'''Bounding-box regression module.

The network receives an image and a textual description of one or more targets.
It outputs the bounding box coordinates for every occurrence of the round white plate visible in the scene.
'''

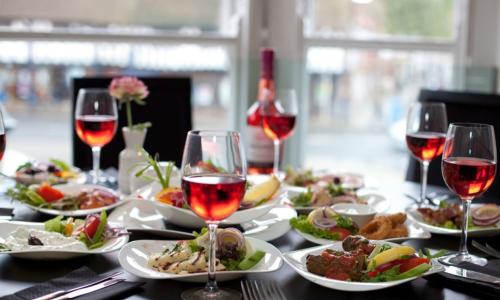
[118,237,283,282]
[0,220,128,259]
[286,188,391,215]
[294,219,431,245]
[15,166,87,185]
[406,205,500,237]
[284,170,365,190]
[23,184,125,217]
[131,175,286,229]
[282,241,444,292]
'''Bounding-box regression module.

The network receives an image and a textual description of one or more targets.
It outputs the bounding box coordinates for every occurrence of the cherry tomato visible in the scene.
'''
[83,215,100,239]
[399,257,430,273]
[330,227,351,240]
[36,183,64,202]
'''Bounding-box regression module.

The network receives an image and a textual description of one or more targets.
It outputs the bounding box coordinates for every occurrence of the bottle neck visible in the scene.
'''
[258,77,275,102]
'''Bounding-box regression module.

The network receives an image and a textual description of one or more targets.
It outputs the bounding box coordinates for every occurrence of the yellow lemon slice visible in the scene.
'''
[243,175,280,206]
[368,245,416,270]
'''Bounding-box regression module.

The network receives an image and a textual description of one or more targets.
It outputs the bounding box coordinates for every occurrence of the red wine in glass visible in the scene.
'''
[0,134,6,161]
[263,114,296,140]
[406,132,446,161]
[442,157,496,199]
[182,174,246,221]
[75,115,117,147]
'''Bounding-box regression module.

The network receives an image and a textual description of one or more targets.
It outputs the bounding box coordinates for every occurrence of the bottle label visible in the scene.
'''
[246,124,274,163]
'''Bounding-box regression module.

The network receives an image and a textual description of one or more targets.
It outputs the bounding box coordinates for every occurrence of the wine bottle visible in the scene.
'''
[246,48,276,174]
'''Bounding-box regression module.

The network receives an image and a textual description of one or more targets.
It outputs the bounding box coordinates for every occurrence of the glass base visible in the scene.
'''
[181,288,241,300]
[439,253,488,266]
[85,171,117,187]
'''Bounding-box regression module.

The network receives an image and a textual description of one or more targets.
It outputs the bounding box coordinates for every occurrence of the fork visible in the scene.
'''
[241,280,287,300]
[472,240,500,259]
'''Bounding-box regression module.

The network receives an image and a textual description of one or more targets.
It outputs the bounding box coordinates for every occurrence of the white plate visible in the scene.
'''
[23,184,125,217]
[407,205,500,237]
[15,166,87,185]
[241,206,297,241]
[118,237,283,282]
[131,175,286,229]
[107,199,195,240]
[109,199,295,242]
[283,241,444,292]
[286,188,391,215]
[294,219,431,245]
[284,170,365,190]
[0,220,128,259]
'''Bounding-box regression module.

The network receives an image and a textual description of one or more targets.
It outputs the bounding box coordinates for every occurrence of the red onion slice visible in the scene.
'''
[313,217,337,229]
[472,205,500,223]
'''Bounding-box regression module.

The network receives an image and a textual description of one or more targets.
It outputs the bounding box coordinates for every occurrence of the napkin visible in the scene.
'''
[0,266,144,300]
[428,259,500,299]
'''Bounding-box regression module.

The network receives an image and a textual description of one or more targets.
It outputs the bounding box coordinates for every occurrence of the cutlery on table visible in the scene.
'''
[32,271,123,300]
[472,240,500,259]
[241,280,287,300]
[442,264,500,285]
[51,278,125,300]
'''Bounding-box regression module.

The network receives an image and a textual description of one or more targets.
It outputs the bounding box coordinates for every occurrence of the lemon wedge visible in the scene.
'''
[243,175,280,207]
[368,245,416,270]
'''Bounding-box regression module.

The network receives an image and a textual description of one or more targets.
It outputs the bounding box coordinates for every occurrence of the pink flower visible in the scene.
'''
[109,76,149,103]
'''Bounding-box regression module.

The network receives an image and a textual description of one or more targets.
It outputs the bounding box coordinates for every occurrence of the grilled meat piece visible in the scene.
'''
[306,248,366,281]
[418,203,462,228]
[342,235,375,255]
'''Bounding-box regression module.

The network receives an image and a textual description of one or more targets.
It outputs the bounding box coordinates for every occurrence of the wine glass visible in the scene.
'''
[181,130,246,300]
[406,102,447,205]
[75,88,118,185]
[439,123,497,266]
[261,89,298,176]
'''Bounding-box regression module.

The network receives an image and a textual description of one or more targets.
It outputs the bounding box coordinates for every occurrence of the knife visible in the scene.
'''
[443,265,500,285]
[32,271,123,300]
[51,278,125,300]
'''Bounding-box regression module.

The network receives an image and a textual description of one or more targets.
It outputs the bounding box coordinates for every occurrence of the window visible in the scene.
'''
[0,0,242,162]
[302,0,463,182]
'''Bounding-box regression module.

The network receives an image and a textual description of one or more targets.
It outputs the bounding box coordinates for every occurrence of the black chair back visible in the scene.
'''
[406,89,500,199]
[72,77,192,169]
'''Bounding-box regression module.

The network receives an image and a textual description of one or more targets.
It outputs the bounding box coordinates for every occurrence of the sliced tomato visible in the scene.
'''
[36,183,64,202]
[399,257,430,273]
[330,227,351,240]
[368,259,408,277]
[83,215,100,240]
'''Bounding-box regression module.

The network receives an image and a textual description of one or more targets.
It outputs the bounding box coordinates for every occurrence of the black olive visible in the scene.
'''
[333,177,341,185]
[28,235,43,246]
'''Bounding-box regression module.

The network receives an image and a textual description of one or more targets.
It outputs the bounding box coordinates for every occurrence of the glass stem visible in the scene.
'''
[205,222,219,294]
[458,199,472,257]
[91,146,101,184]
[273,139,280,176]
[420,160,429,205]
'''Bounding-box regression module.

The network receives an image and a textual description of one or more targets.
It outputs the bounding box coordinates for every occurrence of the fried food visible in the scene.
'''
[387,213,406,226]
[359,213,409,240]
[359,217,392,240]
[388,226,408,238]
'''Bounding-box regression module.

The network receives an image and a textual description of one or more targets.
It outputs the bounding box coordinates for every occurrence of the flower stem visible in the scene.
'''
[125,101,133,128]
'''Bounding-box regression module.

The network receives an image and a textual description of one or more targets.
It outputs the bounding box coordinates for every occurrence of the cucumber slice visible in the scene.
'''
[238,250,265,270]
